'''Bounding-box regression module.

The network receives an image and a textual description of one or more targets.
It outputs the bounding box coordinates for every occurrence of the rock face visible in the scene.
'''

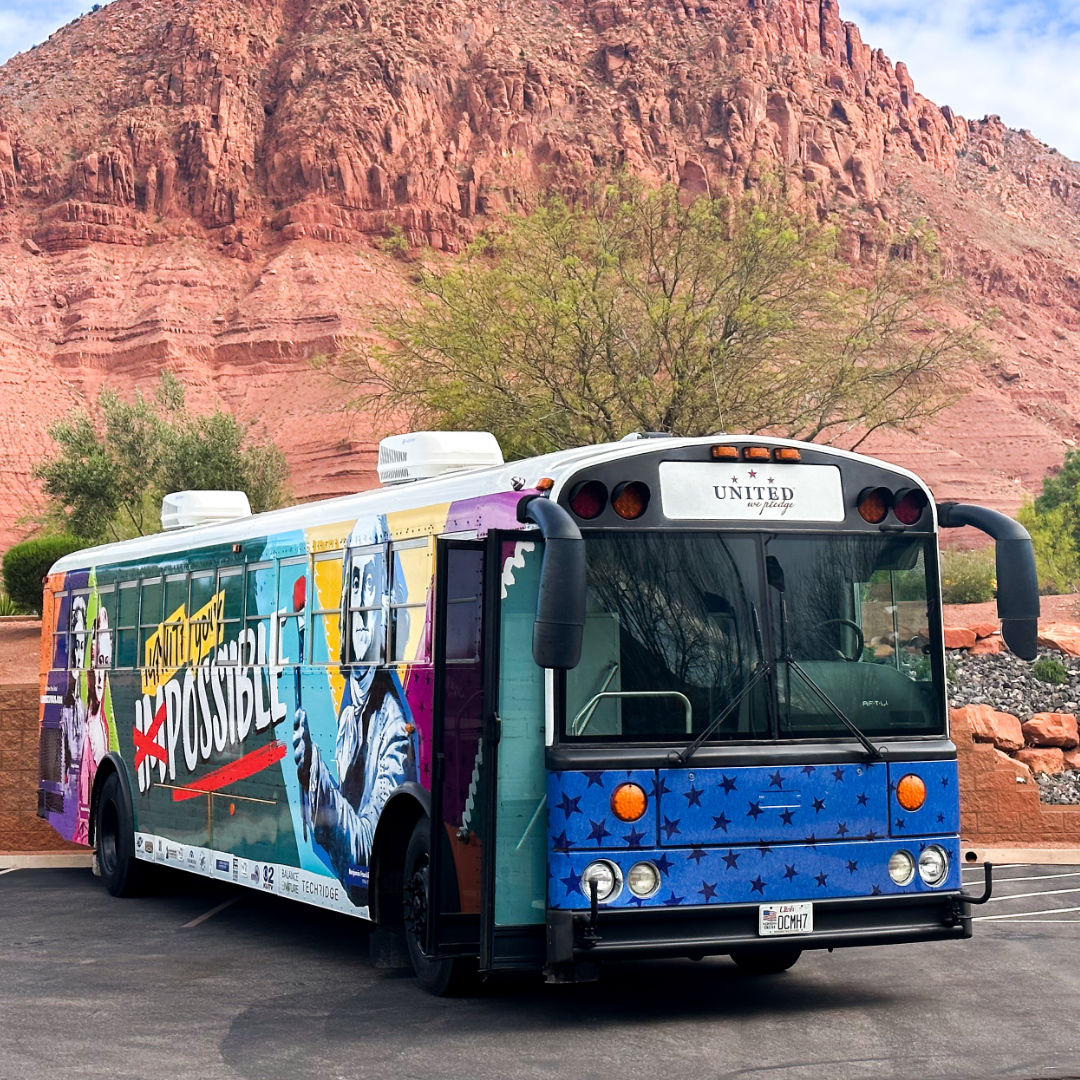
[1,0,1080,547]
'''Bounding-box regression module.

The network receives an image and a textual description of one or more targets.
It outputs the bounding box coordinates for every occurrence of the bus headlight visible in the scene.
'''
[580,860,622,902]
[888,849,915,886]
[918,845,949,887]
[627,861,661,898]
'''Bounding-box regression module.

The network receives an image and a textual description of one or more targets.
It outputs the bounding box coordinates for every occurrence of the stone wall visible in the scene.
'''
[0,683,82,854]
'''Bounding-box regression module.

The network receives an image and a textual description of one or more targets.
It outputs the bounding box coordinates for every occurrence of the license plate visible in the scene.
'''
[758,901,813,936]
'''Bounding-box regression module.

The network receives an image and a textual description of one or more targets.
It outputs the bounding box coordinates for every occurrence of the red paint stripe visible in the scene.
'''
[171,741,287,802]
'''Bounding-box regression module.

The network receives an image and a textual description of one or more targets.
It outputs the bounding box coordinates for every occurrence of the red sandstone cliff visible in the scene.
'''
[1,0,1079,548]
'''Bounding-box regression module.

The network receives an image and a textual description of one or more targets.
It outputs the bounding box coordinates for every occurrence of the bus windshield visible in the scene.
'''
[561,531,943,743]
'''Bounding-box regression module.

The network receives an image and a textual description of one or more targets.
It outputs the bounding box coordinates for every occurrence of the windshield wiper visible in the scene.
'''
[669,661,770,766]
[782,655,886,762]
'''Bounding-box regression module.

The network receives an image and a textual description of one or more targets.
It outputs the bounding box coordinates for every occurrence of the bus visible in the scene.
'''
[36,431,1039,993]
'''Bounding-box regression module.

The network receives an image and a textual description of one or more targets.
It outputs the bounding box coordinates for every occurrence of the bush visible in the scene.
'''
[939,548,996,604]
[2,535,86,613]
[1032,657,1068,686]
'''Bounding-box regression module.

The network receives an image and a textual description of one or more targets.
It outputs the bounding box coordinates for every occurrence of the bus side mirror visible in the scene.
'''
[937,503,1040,660]
[517,496,585,670]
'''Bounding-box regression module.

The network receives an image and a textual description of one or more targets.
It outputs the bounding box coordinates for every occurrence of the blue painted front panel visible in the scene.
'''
[888,759,960,837]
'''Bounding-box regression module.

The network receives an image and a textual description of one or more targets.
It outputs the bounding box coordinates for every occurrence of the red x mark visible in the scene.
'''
[133,701,168,769]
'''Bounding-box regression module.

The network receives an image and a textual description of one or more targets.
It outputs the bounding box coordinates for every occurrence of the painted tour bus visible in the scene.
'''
[37,431,1039,992]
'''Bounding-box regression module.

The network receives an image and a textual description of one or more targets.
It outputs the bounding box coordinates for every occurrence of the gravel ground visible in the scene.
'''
[949,647,1080,805]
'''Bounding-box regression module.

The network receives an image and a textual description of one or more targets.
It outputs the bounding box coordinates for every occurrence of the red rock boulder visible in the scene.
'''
[1022,713,1079,750]
[970,622,999,640]
[969,637,1004,656]
[951,704,1024,752]
[944,627,977,649]
[1016,747,1066,775]
[1036,624,1080,656]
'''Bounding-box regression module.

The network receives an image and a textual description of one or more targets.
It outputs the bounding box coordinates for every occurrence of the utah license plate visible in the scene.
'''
[758,901,813,936]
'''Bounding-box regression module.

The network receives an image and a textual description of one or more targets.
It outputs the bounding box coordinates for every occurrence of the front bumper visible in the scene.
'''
[546,891,971,965]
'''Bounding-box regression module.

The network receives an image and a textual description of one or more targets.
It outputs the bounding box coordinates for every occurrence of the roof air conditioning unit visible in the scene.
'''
[161,490,252,531]
[378,431,504,485]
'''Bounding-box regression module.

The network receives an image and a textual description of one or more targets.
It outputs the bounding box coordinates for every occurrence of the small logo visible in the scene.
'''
[215,859,229,873]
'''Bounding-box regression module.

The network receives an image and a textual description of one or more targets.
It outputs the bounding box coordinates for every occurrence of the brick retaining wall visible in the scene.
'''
[0,684,82,854]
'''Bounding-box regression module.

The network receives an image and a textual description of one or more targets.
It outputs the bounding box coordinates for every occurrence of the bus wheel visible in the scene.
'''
[729,947,802,975]
[95,772,145,898]
[402,818,477,996]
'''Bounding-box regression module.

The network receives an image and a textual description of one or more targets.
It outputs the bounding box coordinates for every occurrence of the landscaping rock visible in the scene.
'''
[1022,713,1079,749]
[1016,747,1066,774]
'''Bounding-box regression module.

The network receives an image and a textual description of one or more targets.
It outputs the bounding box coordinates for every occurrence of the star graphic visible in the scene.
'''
[699,881,718,902]
[748,469,757,478]
[627,895,646,907]
[757,843,772,857]
[871,884,883,896]
[812,797,826,813]
[856,792,869,807]
[683,784,704,807]
[750,875,766,894]
[941,776,950,787]
[586,818,611,844]
[731,475,739,483]
[846,859,859,874]
[662,816,681,839]
[719,774,738,795]
[746,800,764,820]
[780,809,795,826]
[769,770,784,789]
[664,890,685,906]
[783,864,798,882]
[654,854,674,875]
[936,812,945,824]
[557,792,582,818]
[833,767,845,782]
[551,830,572,852]
[804,833,818,846]
[712,811,731,832]
[561,871,581,897]
[723,850,741,870]
[767,476,775,483]
[583,770,605,788]
[650,776,670,799]
[623,827,646,849]
[836,822,848,837]
[815,872,828,887]
[864,830,880,841]
[895,817,906,831]
[687,847,707,863]
[801,765,816,776]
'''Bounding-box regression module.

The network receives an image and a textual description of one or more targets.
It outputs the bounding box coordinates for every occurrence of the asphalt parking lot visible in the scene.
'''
[1,861,1078,1080]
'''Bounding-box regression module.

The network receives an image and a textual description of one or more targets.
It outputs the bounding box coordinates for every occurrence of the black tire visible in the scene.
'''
[402,818,478,996]
[729,947,802,975]
[95,771,146,897]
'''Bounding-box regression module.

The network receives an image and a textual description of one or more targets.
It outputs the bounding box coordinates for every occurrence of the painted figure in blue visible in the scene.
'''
[292,516,415,887]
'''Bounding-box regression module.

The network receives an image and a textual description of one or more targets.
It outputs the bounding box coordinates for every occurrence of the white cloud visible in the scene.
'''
[841,0,1080,162]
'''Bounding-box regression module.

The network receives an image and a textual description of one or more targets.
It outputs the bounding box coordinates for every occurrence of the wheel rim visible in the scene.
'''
[403,858,429,944]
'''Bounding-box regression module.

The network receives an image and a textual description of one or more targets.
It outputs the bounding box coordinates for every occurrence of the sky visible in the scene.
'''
[1,0,1078,162]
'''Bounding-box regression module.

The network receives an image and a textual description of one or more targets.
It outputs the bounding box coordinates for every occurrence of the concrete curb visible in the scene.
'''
[0,853,94,869]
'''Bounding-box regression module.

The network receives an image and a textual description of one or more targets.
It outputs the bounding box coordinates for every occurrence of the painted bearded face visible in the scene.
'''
[349,558,379,663]
[70,597,88,672]
[90,611,111,708]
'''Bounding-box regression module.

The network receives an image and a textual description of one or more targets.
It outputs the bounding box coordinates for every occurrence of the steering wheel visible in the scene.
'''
[816,619,864,662]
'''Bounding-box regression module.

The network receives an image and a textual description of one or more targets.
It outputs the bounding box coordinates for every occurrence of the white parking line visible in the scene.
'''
[0,869,17,877]
[974,872,1080,884]
[976,905,1080,921]
[181,897,238,929]
[985,886,1080,903]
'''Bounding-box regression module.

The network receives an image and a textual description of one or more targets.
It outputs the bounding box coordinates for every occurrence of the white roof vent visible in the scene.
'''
[161,490,252,531]
[378,431,504,486]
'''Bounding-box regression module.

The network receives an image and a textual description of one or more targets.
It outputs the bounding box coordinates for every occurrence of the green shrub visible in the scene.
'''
[0,593,19,616]
[1032,656,1068,686]
[2,535,85,613]
[939,548,996,604]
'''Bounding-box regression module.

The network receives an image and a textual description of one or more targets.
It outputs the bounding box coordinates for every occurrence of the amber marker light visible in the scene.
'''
[773,448,801,462]
[743,446,771,461]
[611,782,648,822]
[612,481,650,520]
[536,477,555,492]
[857,486,891,524]
[711,445,740,460]
[896,774,927,812]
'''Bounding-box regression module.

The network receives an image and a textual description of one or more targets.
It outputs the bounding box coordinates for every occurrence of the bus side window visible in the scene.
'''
[138,578,164,669]
[390,539,431,664]
[310,550,343,667]
[164,573,187,624]
[115,582,139,669]
[276,557,307,667]
[52,590,68,670]
[94,586,116,668]
[245,562,275,665]
[216,566,244,663]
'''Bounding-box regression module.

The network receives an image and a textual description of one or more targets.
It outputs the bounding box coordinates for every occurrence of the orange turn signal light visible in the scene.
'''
[743,446,771,461]
[896,774,927,812]
[773,448,801,462]
[857,487,891,524]
[611,782,648,822]
[612,481,650,520]
[711,445,740,460]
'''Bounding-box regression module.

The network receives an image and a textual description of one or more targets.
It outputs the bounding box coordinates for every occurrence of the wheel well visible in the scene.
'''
[87,758,119,849]
[370,794,426,926]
